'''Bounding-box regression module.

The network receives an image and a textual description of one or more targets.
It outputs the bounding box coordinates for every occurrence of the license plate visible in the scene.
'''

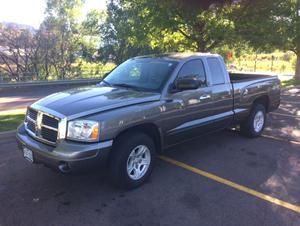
[23,147,34,163]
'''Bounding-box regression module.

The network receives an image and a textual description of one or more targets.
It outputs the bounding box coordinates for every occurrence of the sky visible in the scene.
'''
[0,0,107,29]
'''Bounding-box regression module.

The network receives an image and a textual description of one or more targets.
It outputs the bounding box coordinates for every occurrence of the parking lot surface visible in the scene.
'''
[0,86,299,226]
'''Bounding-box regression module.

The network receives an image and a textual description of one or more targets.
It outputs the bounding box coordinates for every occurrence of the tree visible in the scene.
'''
[0,23,37,81]
[132,0,237,52]
[233,0,300,80]
[35,18,59,79]
[42,0,84,79]
[99,1,158,64]
[99,0,239,64]
[0,0,112,81]
[81,9,106,62]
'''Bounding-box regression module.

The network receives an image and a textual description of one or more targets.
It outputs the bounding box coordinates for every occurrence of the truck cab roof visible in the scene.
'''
[133,52,221,61]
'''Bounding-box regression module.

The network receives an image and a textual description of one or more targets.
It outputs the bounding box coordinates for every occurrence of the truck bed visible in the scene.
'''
[229,71,280,122]
[229,72,276,83]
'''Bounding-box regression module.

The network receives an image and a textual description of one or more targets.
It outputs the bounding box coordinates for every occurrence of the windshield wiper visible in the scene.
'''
[100,79,112,87]
[112,83,144,91]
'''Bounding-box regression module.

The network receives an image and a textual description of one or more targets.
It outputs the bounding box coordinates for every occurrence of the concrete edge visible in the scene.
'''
[0,78,101,89]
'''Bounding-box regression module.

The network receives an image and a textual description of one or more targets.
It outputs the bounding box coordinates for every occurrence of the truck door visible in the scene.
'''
[206,57,234,130]
[164,59,215,146]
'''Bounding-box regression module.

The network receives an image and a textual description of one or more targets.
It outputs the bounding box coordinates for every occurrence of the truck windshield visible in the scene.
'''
[101,58,178,92]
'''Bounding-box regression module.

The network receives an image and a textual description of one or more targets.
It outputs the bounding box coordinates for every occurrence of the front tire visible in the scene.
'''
[108,132,156,189]
[240,104,266,137]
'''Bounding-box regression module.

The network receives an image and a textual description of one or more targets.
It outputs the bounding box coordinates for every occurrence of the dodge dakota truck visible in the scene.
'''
[16,53,281,189]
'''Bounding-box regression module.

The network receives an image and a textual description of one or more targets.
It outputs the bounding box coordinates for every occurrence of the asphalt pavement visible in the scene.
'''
[0,86,299,226]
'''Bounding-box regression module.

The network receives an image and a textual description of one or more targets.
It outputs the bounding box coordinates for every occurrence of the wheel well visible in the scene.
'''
[114,123,163,154]
[253,95,269,112]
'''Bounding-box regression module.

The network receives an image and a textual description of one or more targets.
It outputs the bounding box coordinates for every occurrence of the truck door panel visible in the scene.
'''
[163,59,215,146]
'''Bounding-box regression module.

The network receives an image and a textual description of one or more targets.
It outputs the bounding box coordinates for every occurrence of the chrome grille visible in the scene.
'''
[42,114,59,128]
[41,127,57,143]
[25,108,60,145]
[26,120,36,133]
[27,108,38,121]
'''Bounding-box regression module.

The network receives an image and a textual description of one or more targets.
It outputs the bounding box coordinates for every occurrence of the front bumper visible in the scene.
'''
[16,124,112,172]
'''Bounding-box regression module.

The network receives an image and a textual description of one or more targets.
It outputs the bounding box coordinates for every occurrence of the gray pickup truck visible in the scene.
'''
[17,53,280,189]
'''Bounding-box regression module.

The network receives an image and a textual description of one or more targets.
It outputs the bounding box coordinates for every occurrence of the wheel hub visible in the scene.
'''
[253,110,265,133]
[127,145,151,180]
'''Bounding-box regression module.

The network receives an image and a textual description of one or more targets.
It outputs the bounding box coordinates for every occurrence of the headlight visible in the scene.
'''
[67,120,99,142]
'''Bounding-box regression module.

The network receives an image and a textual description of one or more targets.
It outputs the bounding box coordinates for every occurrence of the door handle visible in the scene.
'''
[199,94,211,100]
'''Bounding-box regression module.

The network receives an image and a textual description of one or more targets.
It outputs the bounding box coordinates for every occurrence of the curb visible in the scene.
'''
[0,78,101,89]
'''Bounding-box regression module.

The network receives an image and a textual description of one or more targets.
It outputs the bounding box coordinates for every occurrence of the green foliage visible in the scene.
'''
[73,59,115,78]
[38,0,84,79]
[233,0,298,52]
[99,0,239,64]
[80,9,106,62]
[98,1,159,64]
[82,9,106,35]
[233,0,300,79]
[281,78,300,87]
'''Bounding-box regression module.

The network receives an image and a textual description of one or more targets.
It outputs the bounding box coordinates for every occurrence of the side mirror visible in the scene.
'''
[176,77,199,91]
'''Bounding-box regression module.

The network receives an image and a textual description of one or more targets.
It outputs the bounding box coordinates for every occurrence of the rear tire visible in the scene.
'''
[108,132,156,189]
[240,104,266,138]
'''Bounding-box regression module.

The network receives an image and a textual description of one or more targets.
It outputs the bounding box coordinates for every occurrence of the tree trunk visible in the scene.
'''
[295,51,300,81]
[295,0,300,81]
[196,40,206,52]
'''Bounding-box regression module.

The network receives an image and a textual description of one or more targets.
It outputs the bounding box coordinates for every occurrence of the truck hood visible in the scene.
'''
[32,86,161,118]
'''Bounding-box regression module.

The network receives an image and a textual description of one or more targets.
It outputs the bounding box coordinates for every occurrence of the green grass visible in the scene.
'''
[0,113,25,132]
[281,79,300,87]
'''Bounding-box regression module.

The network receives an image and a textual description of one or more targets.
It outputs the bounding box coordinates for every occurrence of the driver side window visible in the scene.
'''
[178,59,206,86]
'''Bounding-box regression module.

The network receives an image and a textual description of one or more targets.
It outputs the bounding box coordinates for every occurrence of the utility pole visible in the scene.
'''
[254,53,257,72]
[271,55,274,72]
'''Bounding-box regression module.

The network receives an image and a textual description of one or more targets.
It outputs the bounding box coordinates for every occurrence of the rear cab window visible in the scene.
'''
[207,58,225,85]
